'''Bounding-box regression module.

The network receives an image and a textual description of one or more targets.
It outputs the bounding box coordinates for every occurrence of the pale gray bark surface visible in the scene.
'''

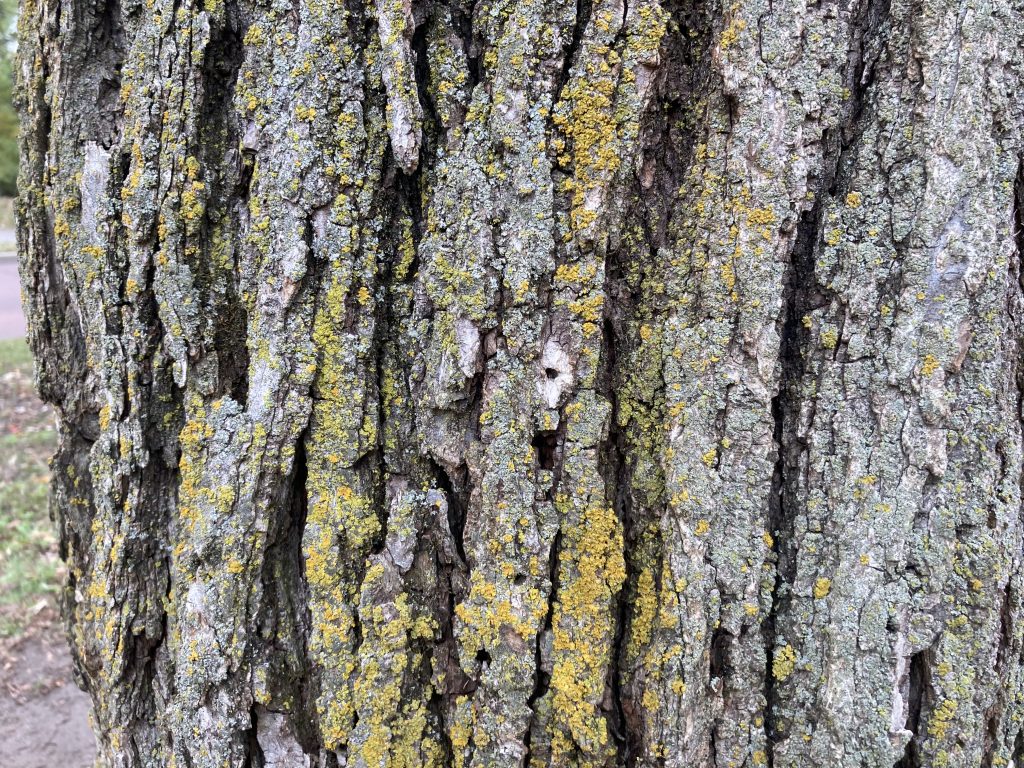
[14,0,1024,761]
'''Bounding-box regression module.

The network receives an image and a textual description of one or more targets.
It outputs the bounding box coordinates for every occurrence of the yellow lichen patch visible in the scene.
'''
[773,644,798,680]
[813,578,831,599]
[302,260,385,749]
[928,698,958,739]
[628,566,659,658]
[174,397,223,536]
[641,688,660,712]
[720,260,737,294]
[719,16,746,49]
[921,354,940,376]
[553,0,667,239]
[303,475,376,747]
[549,504,626,764]
[178,160,206,227]
[351,585,443,768]
[454,569,548,657]
[449,696,475,768]
[745,207,775,226]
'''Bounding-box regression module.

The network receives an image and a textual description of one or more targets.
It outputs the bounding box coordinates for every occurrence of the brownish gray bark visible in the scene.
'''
[15,0,1024,762]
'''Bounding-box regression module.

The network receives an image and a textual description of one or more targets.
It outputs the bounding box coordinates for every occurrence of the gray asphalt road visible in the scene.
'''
[0,257,26,340]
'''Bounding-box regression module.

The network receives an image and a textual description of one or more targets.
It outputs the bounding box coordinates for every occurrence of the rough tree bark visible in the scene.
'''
[13,0,1024,760]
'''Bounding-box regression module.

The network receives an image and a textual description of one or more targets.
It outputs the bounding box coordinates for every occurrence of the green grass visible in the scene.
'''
[0,196,14,257]
[0,196,13,230]
[0,336,59,638]
[0,334,31,368]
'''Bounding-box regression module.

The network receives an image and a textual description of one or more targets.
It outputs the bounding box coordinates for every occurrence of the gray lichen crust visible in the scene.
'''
[15,0,1024,760]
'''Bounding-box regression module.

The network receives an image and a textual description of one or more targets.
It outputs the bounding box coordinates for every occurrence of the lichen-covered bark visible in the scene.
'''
[15,0,1024,760]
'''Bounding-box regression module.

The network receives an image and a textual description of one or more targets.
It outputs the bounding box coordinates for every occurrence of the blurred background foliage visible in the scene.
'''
[0,0,17,197]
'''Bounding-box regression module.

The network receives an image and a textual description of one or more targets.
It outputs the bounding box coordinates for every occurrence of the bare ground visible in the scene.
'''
[0,620,95,768]
[0,334,96,766]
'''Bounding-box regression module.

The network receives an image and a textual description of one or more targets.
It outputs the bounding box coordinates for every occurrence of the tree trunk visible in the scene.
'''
[14,0,1024,760]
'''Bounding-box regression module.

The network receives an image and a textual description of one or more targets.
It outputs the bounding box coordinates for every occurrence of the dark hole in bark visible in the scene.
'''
[429,458,467,564]
[545,367,559,380]
[476,649,492,666]
[532,431,558,470]
[894,651,928,768]
[247,707,266,766]
[709,627,732,680]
